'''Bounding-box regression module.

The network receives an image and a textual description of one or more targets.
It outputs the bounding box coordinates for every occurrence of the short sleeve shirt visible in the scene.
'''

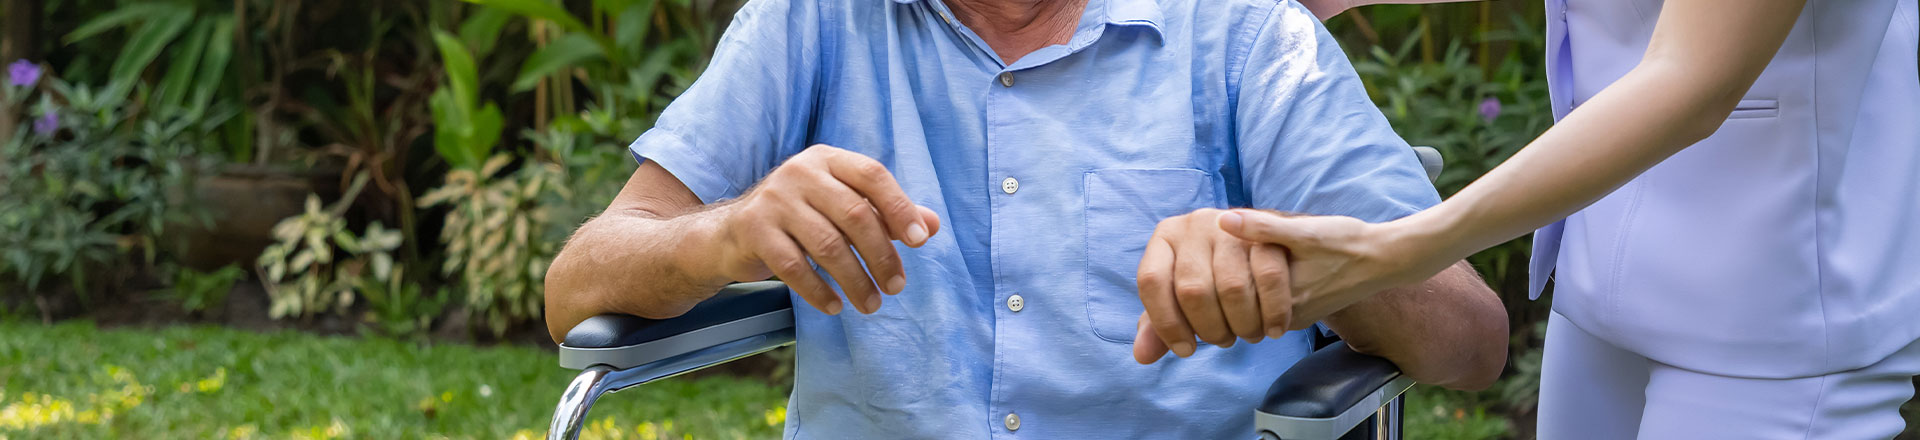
[628,0,1441,437]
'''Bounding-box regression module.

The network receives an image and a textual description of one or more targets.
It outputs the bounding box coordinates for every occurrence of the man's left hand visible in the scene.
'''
[1132,209,1298,364]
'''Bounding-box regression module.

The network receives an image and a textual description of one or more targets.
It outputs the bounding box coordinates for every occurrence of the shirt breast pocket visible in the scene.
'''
[1082,168,1223,343]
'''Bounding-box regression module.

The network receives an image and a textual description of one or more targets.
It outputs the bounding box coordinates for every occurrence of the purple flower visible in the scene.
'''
[1478,97,1502,123]
[7,60,40,88]
[32,112,58,135]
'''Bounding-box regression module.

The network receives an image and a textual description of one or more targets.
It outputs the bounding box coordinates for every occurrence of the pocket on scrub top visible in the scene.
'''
[1726,99,1780,119]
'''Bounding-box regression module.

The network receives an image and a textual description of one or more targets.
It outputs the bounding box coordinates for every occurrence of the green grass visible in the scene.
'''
[0,321,788,439]
[0,320,1518,439]
[1405,385,1512,439]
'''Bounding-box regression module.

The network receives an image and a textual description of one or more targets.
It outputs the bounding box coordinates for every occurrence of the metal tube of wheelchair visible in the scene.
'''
[1376,396,1402,440]
[549,365,614,440]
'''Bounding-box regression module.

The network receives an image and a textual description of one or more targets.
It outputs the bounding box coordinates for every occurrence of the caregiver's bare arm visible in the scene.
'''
[1219,0,1807,311]
[1322,261,1507,390]
[1399,0,1809,272]
[543,146,939,342]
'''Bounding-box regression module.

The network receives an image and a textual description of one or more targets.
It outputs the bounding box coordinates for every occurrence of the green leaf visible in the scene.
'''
[290,249,316,272]
[511,33,605,92]
[63,2,189,43]
[458,7,513,57]
[156,18,217,111]
[372,253,394,282]
[470,103,505,162]
[612,2,654,61]
[429,90,479,169]
[461,0,591,35]
[187,15,236,115]
[429,30,481,115]
[107,6,195,97]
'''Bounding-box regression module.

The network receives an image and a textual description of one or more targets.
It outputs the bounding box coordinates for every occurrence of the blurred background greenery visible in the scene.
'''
[0,1,1856,439]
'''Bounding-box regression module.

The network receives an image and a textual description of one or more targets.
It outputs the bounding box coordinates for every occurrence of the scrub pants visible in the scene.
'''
[1536,312,1920,439]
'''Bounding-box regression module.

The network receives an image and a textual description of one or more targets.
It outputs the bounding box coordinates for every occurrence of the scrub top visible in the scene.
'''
[1531,0,1920,378]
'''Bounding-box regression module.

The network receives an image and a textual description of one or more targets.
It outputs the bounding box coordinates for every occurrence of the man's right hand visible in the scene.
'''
[707,144,941,315]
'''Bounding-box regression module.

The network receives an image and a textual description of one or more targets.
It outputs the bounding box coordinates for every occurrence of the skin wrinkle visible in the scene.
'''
[946,0,1087,63]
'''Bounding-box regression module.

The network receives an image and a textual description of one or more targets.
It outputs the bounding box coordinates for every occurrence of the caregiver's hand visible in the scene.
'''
[1132,209,1295,364]
[1215,210,1459,326]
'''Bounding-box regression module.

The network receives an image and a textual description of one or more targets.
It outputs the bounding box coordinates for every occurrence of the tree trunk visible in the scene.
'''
[1,0,39,62]
[0,0,42,143]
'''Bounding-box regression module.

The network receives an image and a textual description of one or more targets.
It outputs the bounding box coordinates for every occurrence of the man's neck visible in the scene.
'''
[945,0,1088,65]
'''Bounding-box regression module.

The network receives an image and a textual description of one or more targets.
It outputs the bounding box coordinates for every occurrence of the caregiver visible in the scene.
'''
[1223,0,1920,437]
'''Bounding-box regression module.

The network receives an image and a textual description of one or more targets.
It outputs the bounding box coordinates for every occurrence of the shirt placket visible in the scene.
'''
[985,65,1021,438]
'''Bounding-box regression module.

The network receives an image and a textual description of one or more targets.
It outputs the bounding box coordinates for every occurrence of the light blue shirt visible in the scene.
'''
[628,0,1439,436]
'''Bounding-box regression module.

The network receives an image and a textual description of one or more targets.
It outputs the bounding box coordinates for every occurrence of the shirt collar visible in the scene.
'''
[888,0,1165,39]
[1099,0,1164,37]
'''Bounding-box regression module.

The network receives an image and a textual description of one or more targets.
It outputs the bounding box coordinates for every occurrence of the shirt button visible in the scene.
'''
[998,72,1014,87]
[1001,177,1019,194]
[1007,294,1025,312]
[1005,412,1021,431]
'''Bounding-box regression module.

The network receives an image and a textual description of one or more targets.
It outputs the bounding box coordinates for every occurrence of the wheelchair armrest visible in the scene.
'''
[550,281,797,440]
[1412,146,1444,183]
[1254,341,1415,440]
[558,281,796,369]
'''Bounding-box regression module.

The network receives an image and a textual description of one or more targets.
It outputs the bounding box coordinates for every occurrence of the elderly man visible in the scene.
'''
[544,0,1507,437]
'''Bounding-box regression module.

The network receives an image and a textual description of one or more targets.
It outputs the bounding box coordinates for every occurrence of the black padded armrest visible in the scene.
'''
[563,281,794,349]
[1260,341,1401,417]
[1254,341,1413,439]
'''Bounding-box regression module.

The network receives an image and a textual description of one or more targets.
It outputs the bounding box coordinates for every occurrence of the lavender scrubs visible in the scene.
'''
[1531,0,1920,436]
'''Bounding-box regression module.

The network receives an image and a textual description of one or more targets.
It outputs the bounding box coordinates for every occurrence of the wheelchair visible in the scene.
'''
[546,147,1448,440]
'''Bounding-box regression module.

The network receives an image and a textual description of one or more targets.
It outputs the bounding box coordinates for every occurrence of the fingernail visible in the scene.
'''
[1218,211,1243,231]
[905,223,929,246]
[1266,327,1287,339]
[886,275,905,295]
[1172,341,1195,357]
[865,295,883,313]
[825,300,843,315]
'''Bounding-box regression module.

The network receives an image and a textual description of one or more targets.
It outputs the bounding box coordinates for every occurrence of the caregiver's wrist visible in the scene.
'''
[1382,209,1474,266]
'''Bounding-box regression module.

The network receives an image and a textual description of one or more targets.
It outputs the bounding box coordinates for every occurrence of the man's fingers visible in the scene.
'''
[914,205,942,246]
[785,209,885,314]
[1250,244,1293,339]
[821,148,929,247]
[1213,240,1264,343]
[1137,237,1196,357]
[1172,240,1233,347]
[803,181,907,295]
[1133,312,1170,364]
[753,229,842,315]
[1218,210,1314,246]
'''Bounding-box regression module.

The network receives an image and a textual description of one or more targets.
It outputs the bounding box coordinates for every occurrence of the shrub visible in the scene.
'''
[255,174,406,320]
[419,155,569,336]
[0,70,209,297]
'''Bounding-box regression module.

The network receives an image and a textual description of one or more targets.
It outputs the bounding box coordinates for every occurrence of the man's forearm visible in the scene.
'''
[1321,262,1507,390]
[543,207,734,342]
